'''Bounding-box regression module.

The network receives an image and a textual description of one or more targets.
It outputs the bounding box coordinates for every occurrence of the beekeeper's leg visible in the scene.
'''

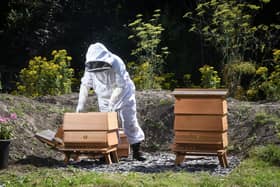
[119,99,145,161]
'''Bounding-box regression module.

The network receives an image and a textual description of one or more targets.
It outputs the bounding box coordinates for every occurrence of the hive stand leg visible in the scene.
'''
[73,153,80,161]
[64,152,71,164]
[217,150,228,168]
[222,151,229,168]
[110,151,119,163]
[175,152,185,166]
[104,153,112,164]
[217,153,224,167]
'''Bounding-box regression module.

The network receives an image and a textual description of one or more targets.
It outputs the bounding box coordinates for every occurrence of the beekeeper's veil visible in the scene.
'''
[85,42,114,72]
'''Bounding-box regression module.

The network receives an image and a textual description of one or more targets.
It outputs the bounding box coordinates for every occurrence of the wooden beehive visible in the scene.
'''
[63,112,119,148]
[117,129,130,157]
[172,88,229,167]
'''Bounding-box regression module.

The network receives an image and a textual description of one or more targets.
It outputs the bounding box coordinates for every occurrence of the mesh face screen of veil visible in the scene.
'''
[86,61,112,72]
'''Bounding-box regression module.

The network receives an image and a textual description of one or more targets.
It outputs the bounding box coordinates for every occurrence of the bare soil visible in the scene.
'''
[0,91,280,169]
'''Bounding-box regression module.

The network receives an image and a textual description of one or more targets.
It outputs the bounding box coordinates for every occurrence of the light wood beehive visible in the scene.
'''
[62,112,119,148]
[172,88,228,152]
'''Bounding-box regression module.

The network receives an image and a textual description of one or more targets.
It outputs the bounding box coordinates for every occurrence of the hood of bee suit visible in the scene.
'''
[85,42,114,72]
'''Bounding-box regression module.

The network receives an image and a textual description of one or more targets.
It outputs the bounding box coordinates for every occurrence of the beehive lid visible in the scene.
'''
[63,112,118,131]
[172,88,228,98]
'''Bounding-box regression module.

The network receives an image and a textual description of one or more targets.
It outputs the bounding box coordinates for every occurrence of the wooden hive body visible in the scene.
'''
[62,112,119,148]
[172,88,229,167]
[117,129,130,157]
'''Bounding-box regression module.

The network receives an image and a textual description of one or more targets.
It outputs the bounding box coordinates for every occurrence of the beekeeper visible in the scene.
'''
[76,42,146,161]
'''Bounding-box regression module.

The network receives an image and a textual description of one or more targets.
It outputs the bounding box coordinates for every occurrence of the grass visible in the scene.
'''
[1,152,280,187]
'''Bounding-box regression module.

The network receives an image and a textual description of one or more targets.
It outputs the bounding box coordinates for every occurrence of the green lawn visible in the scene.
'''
[0,155,279,187]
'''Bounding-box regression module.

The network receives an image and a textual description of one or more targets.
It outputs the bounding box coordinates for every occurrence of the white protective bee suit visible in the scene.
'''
[76,42,145,145]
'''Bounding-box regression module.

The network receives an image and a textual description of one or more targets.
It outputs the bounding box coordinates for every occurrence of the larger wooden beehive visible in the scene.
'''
[172,88,228,153]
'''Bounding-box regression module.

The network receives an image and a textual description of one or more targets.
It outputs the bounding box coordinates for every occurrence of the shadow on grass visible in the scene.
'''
[15,155,65,168]
[14,155,104,168]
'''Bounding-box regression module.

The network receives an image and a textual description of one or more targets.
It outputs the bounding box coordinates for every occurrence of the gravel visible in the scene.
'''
[64,152,240,176]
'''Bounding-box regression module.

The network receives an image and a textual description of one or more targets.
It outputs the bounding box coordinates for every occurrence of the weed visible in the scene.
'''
[255,112,280,138]
[250,144,280,166]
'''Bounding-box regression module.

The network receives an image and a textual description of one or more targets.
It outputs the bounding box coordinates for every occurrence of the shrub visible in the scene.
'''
[254,112,280,139]
[128,61,161,90]
[250,144,280,166]
[184,0,279,67]
[223,61,256,98]
[199,65,221,88]
[16,49,74,97]
[183,74,192,88]
[248,49,280,100]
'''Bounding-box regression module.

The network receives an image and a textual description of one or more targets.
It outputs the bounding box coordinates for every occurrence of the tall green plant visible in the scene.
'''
[248,49,280,100]
[184,0,271,65]
[16,49,74,97]
[128,9,169,90]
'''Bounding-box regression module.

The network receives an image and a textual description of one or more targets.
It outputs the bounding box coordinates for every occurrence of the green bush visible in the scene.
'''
[247,49,280,100]
[16,49,74,97]
[250,144,280,166]
[183,74,193,88]
[258,51,280,100]
[199,65,221,88]
[128,61,162,90]
[223,61,256,98]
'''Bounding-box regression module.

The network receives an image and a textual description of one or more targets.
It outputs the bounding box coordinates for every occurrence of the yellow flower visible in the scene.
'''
[66,56,72,61]
[52,50,57,55]
[256,67,268,75]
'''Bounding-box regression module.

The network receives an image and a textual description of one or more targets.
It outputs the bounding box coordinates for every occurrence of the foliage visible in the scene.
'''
[184,0,278,65]
[1,150,280,186]
[199,65,221,88]
[223,61,256,98]
[0,113,17,139]
[6,0,65,48]
[255,112,280,138]
[247,49,280,100]
[184,0,279,98]
[127,61,159,90]
[183,74,193,88]
[128,9,169,90]
[250,144,280,166]
[160,73,178,90]
[16,50,74,97]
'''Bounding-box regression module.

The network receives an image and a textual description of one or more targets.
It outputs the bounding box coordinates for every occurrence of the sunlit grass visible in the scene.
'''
[1,147,280,187]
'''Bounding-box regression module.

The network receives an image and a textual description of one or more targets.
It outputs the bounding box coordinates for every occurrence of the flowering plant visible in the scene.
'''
[0,113,17,140]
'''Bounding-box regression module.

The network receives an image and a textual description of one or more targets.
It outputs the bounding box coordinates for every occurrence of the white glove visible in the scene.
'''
[109,87,123,111]
[76,84,89,113]
[76,104,84,113]
[108,102,114,112]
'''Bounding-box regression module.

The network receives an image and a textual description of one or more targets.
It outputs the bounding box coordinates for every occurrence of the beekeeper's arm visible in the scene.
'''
[76,71,93,112]
[108,55,127,111]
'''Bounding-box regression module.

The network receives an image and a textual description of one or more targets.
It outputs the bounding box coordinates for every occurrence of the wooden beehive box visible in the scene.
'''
[172,88,228,155]
[62,112,119,148]
[117,129,130,157]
